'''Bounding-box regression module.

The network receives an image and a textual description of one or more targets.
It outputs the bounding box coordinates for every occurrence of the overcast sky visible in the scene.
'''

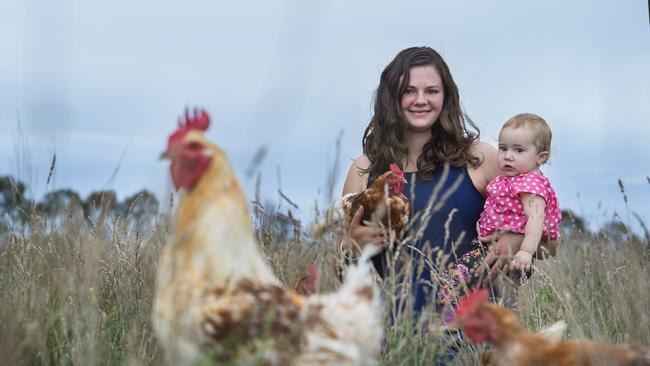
[1,0,649,232]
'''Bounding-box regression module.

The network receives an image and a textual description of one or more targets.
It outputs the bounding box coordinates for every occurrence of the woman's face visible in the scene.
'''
[400,65,445,132]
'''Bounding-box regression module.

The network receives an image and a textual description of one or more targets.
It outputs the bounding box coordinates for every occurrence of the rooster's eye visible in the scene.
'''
[188,142,202,150]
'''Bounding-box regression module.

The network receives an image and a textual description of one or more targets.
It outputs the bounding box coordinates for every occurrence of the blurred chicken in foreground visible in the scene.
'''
[153,108,383,365]
[452,289,650,366]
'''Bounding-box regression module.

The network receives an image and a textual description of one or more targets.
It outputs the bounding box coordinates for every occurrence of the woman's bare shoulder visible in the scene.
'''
[342,155,370,195]
[352,154,371,170]
[470,139,497,158]
[468,140,500,195]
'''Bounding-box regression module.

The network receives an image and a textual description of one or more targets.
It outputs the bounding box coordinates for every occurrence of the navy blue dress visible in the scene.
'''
[371,165,485,312]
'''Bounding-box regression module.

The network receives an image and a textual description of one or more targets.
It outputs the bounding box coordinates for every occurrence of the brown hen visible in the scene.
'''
[453,289,650,366]
[341,163,411,239]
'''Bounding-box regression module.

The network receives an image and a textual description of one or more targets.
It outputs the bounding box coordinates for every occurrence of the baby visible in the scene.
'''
[439,113,561,304]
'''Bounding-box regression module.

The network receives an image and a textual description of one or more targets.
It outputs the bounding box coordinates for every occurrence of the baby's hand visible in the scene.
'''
[511,250,533,272]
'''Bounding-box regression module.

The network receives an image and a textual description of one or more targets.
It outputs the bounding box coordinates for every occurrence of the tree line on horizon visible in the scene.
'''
[0,174,646,244]
[0,175,160,235]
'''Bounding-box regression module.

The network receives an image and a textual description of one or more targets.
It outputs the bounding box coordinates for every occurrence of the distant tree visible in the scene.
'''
[37,189,84,222]
[119,189,159,232]
[597,218,640,243]
[0,176,165,237]
[0,175,30,229]
[0,212,8,235]
[560,209,589,237]
[84,190,118,225]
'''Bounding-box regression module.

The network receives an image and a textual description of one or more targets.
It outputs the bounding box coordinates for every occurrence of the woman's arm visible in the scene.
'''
[342,155,370,195]
[468,141,500,196]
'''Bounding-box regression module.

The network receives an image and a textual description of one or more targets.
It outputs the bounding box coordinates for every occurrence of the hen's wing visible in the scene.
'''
[202,279,304,338]
[388,192,410,237]
[341,192,361,227]
[200,247,383,366]
[200,279,307,364]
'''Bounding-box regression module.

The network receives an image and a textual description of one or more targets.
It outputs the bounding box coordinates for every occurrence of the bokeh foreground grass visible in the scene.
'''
[0,196,648,365]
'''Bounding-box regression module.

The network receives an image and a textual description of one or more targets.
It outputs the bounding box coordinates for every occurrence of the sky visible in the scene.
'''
[1,0,649,233]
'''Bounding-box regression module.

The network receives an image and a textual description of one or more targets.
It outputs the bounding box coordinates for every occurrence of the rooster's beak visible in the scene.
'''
[161,144,182,160]
[160,149,172,160]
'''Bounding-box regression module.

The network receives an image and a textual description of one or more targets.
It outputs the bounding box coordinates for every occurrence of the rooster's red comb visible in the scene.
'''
[389,163,403,176]
[178,108,210,131]
[168,107,211,147]
[455,289,490,318]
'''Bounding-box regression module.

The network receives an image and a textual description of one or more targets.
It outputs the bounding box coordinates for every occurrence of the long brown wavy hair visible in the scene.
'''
[363,47,482,182]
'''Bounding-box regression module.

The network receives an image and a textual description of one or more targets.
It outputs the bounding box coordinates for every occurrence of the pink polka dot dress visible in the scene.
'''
[478,170,561,241]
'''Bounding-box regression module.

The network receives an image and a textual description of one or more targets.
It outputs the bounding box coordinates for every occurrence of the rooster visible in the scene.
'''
[341,163,410,239]
[452,289,650,366]
[153,108,383,365]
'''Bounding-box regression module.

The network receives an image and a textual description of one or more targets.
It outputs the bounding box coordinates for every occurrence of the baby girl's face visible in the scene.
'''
[497,126,547,177]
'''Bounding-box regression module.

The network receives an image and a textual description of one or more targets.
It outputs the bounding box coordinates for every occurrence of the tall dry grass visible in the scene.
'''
[0,205,168,365]
[518,233,650,343]
[1,191,649,365]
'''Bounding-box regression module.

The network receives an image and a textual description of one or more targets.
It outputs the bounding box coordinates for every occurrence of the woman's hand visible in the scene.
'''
[345,206,387,252]
[477,244,499,284]
[477,230,523,285]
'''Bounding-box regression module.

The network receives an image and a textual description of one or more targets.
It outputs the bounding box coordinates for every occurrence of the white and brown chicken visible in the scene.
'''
[153,109,383,365]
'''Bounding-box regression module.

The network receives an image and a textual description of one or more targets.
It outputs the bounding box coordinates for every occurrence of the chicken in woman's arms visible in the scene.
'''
[153,108,383,366]
[341,163,411,253]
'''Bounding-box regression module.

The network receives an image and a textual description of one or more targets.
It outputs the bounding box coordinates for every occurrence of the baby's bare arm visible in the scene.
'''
[511,193,547,271]
[520,193,546,255]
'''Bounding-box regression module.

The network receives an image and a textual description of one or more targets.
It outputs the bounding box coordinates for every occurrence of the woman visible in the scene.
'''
[341,46,500,312]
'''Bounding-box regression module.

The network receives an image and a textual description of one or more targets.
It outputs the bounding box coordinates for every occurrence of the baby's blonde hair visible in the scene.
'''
[502,113,552,164]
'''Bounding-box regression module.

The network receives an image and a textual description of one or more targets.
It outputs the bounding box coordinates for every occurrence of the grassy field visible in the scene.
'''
[0,195,649,365]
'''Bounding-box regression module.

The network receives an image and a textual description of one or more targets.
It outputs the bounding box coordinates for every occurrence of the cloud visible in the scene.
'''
[1,0,649,229]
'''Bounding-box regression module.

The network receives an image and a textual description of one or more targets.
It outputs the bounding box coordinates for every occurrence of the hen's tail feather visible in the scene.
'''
[311,244,382,365]
[339,245,381,294]
[538,320,567,342]
[358,245,382,264]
